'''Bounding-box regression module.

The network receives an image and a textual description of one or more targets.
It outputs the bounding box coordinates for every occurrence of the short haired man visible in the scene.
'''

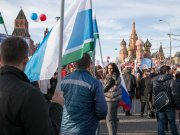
[123,67,136,116]
[0,37,64,135]
[61,53,107,135]
[153,65,179,135]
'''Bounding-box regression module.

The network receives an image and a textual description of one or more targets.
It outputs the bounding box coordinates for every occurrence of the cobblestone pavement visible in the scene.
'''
[100,99,180,135]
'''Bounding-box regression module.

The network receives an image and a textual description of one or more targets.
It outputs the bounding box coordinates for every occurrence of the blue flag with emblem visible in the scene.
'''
[62,0,94,66]
[93,13,99,39]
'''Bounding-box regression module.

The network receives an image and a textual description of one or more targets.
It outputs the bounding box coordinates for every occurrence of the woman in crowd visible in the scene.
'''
[49,72,58,98]
[104,63,121,135]
[95,65,104,83]
[139,68,153,118]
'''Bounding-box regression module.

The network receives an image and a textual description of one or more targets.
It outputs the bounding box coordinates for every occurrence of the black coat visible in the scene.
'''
[153,74,179,108]
[175,79,180,109]
[123,73,136,96]
[139,77,153,102]
[0,66,63,135]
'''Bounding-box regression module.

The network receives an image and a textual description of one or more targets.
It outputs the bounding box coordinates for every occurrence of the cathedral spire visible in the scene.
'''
[119,39,127,63]
[129,21,138,58]
[159,42,165,61]
[132,21,135,31]
[159,42,163,52]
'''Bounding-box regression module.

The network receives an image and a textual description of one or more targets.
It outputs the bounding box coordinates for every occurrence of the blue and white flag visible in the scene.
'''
[25,0,94,82]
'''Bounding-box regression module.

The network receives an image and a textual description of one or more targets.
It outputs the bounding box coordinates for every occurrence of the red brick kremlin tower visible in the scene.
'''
[12,9,36,56]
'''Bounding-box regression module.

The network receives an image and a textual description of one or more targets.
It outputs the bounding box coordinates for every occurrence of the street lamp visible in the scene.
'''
[159,19,172,66]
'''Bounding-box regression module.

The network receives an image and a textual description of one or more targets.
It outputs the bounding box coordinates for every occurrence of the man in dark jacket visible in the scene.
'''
[123,67,136,116]
[175,70,180,110]
[153,65,179,135]
[0,37,64,135]
[61,53,107,135]
[175,70,180,122]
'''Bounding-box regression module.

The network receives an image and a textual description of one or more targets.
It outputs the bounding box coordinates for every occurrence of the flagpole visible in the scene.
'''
[98,38,104,68]
[3,23,8,36]
[92,48,96,77]
[57,0,65,90]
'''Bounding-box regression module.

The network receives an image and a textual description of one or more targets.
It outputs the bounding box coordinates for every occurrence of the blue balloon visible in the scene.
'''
[31,13,38,21]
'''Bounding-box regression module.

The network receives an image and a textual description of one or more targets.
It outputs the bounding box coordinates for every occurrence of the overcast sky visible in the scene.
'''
[0,0,180,62]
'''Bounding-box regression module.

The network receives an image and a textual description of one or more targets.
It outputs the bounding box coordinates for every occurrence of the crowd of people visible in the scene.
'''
[0,37,179,135]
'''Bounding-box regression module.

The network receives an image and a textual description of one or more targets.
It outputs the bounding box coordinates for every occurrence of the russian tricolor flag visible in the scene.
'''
[118,69,132,110]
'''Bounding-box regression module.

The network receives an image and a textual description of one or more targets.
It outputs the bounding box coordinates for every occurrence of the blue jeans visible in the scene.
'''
[156,107,179,135]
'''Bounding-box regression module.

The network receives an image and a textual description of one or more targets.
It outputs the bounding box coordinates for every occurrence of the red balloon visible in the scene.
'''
[40,14,47,21]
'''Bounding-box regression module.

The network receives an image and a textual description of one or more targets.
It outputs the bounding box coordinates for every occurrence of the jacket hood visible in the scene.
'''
[157,74,173,83]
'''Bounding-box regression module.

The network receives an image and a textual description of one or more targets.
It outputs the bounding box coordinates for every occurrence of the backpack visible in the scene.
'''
[154,81,170,111]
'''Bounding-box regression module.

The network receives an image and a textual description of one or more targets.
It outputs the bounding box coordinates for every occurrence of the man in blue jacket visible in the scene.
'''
[61,53,107,135]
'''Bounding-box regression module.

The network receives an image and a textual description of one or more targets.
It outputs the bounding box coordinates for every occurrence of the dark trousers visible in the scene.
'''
[141,102,154,117]
[106,101,119,135]
[164,115,169,131]
[141,102,146,114]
